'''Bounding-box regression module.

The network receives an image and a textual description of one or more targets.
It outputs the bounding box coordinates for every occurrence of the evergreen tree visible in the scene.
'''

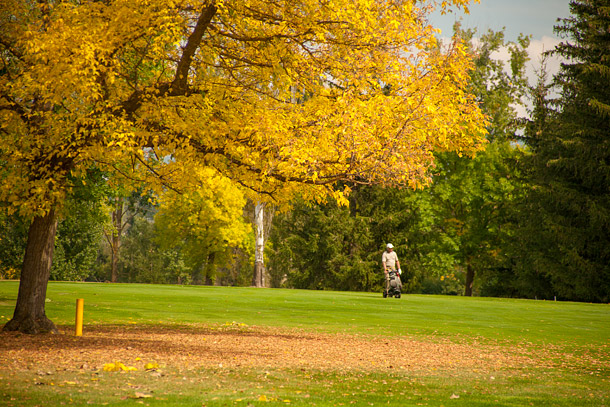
[268,195,379,292]
[523,0,610,302]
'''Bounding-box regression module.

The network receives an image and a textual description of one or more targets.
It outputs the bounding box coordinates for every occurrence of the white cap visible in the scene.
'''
[386,243,394,249]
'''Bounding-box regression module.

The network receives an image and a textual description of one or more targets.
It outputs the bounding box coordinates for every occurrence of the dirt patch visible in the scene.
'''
[1,324,530,372]
[0,324,534,373]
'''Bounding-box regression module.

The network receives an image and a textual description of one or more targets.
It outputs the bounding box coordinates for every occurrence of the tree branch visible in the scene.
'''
[170,3,217,96]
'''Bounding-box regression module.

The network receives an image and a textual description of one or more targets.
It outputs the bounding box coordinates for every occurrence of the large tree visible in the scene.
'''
[154,167,251,285]
[1,0,487,333]
[520,0,610,302]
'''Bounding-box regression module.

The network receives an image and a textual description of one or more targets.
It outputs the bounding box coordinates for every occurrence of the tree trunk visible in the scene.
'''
[110,233,120,282]
[204,252,215,286]
[464,261,475,297]
[110,197,124,283]
[252,202,265,287]
[3,210,59,334]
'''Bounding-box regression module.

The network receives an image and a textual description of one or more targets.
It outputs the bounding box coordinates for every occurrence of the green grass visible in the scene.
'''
[3,366,608,407]
[1,281,609,406]
[1,281,607,345]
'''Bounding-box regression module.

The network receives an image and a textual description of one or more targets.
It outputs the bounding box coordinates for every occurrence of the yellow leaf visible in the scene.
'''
[103,361,137,372]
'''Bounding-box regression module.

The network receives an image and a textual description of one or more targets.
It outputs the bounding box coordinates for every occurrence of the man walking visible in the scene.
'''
[382,243,401,296]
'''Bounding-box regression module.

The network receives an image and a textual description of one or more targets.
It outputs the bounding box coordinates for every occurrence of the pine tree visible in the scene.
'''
[525,0,610,302]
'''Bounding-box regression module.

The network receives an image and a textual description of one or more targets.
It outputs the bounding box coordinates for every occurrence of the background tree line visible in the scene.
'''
[1,1,608,304]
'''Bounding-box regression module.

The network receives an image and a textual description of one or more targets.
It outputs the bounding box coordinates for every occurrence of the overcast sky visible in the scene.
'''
[430,0,573,115]
[431,0,572,42]
[431,0,573,72]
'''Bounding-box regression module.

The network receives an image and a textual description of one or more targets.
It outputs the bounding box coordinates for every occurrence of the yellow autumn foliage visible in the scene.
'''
[154,167,251,270]
[103,362,138,372]
[0,0,487,217]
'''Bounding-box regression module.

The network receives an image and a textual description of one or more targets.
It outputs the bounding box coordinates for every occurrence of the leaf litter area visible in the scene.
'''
[2,323,609,406]
[0,322,584,375]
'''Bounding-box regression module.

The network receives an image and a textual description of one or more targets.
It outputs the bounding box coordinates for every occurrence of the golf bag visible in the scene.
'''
[384,269,402,298]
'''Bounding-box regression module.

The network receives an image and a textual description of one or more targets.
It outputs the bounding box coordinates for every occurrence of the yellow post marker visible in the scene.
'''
[75,298,84,336]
